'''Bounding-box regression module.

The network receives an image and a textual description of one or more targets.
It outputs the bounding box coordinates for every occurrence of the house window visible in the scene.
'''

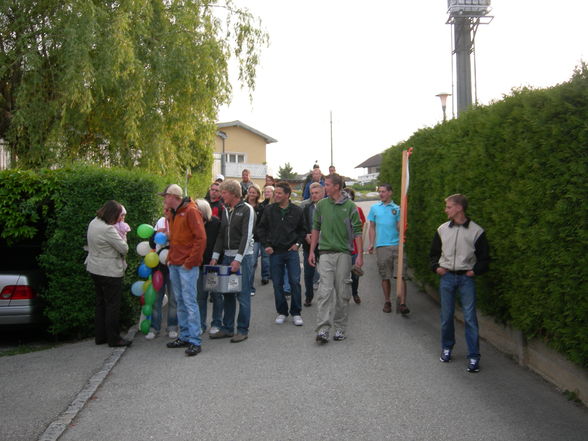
[225,153,246,164]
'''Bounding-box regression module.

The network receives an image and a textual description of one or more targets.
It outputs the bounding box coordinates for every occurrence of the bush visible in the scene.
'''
[380,65,588,367]
[0,166,167,337]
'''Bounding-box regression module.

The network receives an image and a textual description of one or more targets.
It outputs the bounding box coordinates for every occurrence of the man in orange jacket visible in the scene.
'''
[160,184,206,357]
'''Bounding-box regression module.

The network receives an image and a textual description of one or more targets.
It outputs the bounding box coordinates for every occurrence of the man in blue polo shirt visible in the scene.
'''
[367,184,409,315]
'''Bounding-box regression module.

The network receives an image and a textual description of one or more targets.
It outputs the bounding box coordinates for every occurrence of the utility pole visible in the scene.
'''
[330,110,333,167]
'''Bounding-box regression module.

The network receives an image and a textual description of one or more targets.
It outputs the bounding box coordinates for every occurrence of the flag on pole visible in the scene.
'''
[395,147,412,313]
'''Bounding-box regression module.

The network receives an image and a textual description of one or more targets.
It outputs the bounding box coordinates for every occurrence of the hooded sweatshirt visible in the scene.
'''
[312,191,362,254]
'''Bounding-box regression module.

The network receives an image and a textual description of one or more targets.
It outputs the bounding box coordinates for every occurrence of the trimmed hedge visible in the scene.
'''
[0,166,166,337]
[380,66,588,367]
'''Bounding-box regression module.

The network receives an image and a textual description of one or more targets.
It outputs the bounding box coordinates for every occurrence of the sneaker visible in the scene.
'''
[275,314,287,324]
[251,291,256,296]
[145,331,157,340]
[467,358,480,373]
[334,329,346,341]
[166,338,189,348]
[440,349,452,363]
[292,315,304,326]
[316,329,329,344]
[230,333,248,343]
[185,344,202,356]
[168,330,178,339]
[208,326,220,336]
[399,304,410,315]
[209,330,233,339]
[383,301,392,313]
[353,294,361,304]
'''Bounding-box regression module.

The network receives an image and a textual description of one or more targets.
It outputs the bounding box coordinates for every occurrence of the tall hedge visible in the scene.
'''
[380,66,588,367]
[0,166,167,337]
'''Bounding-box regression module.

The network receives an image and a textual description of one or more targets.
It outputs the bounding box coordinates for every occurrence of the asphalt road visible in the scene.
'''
[57,252,587,441]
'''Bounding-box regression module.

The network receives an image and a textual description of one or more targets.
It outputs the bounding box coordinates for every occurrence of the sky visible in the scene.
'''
[218,0,588,179]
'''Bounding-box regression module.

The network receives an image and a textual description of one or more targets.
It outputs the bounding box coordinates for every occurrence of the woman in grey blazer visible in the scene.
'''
[85,200,131,347]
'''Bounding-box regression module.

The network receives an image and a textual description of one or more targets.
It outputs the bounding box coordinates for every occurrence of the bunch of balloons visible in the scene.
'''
[130,223,169,334]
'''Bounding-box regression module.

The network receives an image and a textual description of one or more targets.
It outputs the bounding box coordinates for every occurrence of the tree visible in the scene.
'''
[277,162,296,180]
[0,0,268,177]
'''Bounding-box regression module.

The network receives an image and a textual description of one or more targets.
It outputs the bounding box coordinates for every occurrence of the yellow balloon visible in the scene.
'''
[142,279,152,293]
[144,252,159,268]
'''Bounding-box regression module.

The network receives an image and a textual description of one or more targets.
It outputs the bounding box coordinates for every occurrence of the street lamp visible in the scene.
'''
[436,93,451,122]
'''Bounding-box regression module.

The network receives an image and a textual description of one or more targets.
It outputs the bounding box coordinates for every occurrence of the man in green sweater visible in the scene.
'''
[308,174,364,344]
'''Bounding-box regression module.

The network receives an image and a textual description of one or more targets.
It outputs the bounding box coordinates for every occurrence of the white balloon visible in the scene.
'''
[159,249,169,265]
[136,241,152,256]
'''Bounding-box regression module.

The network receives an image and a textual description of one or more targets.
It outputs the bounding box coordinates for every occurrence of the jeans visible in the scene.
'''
[303,248,319,300]
[269,250,302,316]
[151,269,178,333]
[260,246,271,280]
[351,254,359,296]
[221,254,254,335]
[197,268,223,332]
[250,241,262,294]
[439,273,480,360]
[168,265,201,346]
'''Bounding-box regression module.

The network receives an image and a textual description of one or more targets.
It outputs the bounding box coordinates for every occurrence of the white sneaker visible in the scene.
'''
[168,330,178,339]
[251,291,256,296]
[293,315,304,326]
[145,331,157,340]
[275,314,287,324]
[208,326,220,335]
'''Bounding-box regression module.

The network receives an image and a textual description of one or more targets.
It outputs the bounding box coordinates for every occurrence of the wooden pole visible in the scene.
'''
[395,149,410,312]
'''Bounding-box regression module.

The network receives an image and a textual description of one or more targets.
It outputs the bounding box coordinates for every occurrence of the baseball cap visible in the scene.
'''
[158,184,183,197]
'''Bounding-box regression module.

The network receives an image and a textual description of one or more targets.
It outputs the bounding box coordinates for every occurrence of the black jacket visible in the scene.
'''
[212,200,255,262]
[257,201,306,253]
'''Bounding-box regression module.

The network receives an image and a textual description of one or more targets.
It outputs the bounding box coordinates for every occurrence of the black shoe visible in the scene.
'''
[304,297,312,307]
[261,279,269,285]
[109,339,132,347]
[353,294,361,304]
[167,338,189,348]
[399,304,410,315]
[185,344,202,356]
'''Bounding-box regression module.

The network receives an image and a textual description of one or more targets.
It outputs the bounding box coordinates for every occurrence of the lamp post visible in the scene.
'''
[436,93,451,122]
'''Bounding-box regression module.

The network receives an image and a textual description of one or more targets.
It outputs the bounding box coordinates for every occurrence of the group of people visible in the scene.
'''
[84,167,490,372]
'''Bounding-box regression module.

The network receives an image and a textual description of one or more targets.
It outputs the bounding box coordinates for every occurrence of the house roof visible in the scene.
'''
[217,120,278,144]
[355,153,383,169]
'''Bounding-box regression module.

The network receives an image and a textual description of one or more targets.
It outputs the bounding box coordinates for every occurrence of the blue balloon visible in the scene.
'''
[138,263,152,278]
[154,232,168,245]
[131,281,144,297]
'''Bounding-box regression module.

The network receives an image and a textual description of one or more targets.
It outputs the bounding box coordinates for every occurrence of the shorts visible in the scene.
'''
[376,245,406,280]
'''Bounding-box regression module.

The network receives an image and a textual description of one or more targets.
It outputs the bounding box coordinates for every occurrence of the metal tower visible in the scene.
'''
[447,1,493,116]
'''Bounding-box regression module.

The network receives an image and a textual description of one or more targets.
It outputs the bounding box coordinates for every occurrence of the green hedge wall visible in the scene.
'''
[0,166,166,337]
[380,66,588,367]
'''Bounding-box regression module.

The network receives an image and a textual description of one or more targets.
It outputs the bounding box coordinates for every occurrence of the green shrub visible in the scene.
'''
[380,66,588,367]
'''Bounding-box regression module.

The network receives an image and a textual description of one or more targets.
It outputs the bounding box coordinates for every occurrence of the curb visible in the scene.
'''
[38,327,138,441]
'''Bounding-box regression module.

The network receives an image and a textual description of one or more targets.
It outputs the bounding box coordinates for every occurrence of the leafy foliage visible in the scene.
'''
[278,162,296,179]
[0,166,165,337]
[380,65,588,367]
[0,0,268,179]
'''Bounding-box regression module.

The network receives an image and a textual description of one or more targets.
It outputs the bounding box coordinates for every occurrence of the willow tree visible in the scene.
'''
[0,0,268,175]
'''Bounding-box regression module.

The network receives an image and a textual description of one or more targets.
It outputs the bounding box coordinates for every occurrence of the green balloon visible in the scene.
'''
[142,304,152,316]
[140,318,151,334]
[144,285,156,306]
[137,224,154,239]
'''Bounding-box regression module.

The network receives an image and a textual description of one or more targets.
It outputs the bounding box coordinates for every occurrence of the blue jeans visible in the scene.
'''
[260,246,271,280]
[197,268,223,332]
[250,241,262,293]
[303,248,318,300]
[168,265,201,346]
[151,269,178,333]
[221,254,253,335]
[439,273,480,360]
[270,250,302,316]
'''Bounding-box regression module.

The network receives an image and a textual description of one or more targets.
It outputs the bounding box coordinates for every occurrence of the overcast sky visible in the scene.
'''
[218,0,587,179]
